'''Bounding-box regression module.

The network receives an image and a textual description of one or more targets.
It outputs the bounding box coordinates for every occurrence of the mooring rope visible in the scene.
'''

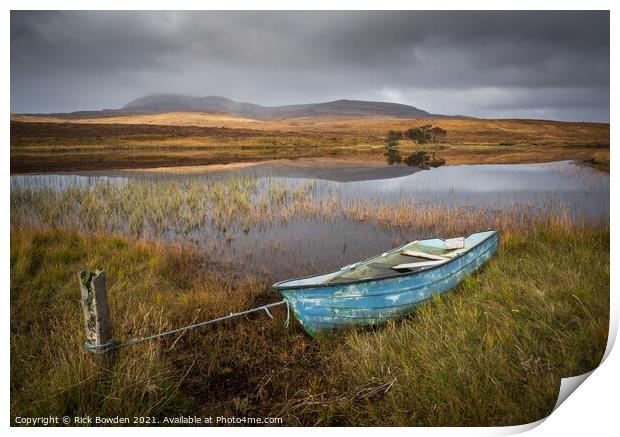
[85,300,289,353]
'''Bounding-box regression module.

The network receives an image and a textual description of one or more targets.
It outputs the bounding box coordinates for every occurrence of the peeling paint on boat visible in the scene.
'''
[274,230,498,337]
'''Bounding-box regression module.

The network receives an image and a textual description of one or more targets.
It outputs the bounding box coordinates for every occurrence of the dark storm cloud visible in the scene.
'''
[10,10,609,121]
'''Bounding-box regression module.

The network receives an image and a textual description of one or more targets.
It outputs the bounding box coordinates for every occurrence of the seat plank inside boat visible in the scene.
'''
[326,239,467,284]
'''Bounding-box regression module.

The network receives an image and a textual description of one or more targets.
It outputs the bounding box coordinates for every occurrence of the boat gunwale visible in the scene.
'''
[287,239,498,303]
[273,229,498,291]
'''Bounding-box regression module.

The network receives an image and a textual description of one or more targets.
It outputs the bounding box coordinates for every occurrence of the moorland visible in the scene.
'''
[11,111,610,174]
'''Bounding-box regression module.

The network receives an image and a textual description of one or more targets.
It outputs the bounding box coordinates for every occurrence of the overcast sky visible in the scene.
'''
[11,11,609,121]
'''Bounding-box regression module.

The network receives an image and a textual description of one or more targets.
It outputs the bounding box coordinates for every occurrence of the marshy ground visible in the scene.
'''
[10,224,609,426]
[9,112,610,426]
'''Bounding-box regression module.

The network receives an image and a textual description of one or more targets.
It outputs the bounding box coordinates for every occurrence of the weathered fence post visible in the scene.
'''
[79,270,114,354]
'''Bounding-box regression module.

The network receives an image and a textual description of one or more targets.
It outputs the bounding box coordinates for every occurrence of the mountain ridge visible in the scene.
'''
[29,94,451,119]
[121,94,443,119]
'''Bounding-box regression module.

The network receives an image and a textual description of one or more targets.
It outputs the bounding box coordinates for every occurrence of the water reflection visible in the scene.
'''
[384,149,446,169]
[385,148,402,165]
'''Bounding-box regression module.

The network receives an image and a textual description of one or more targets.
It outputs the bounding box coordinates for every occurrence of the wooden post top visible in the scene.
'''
[79,270,114,352]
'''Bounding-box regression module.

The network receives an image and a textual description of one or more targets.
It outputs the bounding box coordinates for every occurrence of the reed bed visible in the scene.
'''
[10,176,606,244]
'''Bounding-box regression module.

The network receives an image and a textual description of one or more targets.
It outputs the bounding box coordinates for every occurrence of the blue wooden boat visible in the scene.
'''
[273,230,498,337]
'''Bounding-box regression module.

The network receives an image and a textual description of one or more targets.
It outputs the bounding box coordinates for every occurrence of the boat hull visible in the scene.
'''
[276,231,498,337]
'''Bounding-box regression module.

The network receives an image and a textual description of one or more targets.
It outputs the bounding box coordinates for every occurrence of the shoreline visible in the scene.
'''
[10,147,608,176]
[117,157,391,175]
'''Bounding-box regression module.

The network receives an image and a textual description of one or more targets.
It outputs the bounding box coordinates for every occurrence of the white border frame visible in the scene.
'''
[3,2,616,435]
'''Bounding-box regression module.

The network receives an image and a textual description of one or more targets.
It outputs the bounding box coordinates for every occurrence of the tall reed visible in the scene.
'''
[10,176,606,243]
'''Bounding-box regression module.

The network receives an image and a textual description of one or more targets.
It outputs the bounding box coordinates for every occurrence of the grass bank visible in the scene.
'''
[11,224,608,425]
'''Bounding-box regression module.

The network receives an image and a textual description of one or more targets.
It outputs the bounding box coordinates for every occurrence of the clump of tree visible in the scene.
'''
[383,126,447,167]
[385,130,403,148]
[403,125,448,144]
[405,125,432,144]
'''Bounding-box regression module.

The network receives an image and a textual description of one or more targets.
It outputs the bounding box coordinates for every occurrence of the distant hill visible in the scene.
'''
[122,95,267,117]
[122,95,442,119]
[34,95,447,119]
